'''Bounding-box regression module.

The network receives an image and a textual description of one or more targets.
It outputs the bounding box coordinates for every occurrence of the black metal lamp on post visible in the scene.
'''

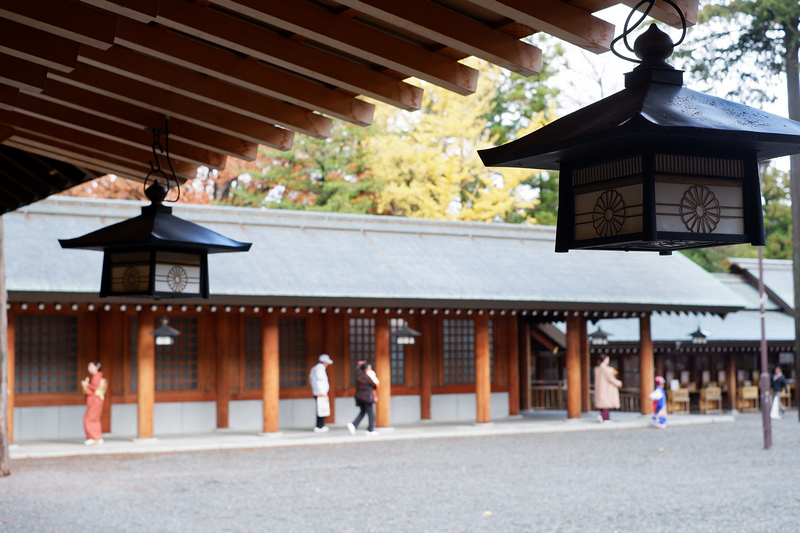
[59,122,251,299]
[589,327,610,346]
[690,326,708,345]
[479,1,800,255]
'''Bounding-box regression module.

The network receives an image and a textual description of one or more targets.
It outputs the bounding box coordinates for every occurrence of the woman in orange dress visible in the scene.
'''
[81,361,106,445]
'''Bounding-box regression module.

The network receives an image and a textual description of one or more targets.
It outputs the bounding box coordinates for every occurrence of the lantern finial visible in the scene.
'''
[633,24,674,68]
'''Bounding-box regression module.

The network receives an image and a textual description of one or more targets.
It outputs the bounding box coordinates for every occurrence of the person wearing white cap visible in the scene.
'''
[309,354,333,432]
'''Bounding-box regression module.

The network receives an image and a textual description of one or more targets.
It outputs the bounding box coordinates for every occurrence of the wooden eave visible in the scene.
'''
[0,0,697,214]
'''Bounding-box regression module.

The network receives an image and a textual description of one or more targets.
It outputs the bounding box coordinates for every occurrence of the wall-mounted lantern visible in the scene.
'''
[589,327,610,346]
[393,322,421,345]
[479,6,800,255]
[152,316,180,346]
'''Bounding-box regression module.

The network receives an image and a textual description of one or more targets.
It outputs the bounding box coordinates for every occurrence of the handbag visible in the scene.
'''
[316,395,331,418]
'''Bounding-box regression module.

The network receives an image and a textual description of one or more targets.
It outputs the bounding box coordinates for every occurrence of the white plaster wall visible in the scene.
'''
[111,403,137,437]
[13,405,85,442]
[430,392,510,422]
[153,401,217,435]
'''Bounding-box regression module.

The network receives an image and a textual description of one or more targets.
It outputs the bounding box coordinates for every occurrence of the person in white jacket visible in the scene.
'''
[309,354,333,432]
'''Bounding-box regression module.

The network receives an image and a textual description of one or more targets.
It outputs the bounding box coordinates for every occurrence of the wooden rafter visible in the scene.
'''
[0,0,700,212]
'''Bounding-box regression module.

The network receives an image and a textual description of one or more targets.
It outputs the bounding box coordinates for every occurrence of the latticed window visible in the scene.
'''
[349,318,374,385]
[279,317,307,388]
[14,315,79,394]
[245,316,262,389]
[156,316,198,391]
[389,318,405,385]
[443,318,475,385]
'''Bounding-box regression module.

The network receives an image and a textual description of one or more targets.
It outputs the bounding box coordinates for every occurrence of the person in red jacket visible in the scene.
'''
[81,361,106,445]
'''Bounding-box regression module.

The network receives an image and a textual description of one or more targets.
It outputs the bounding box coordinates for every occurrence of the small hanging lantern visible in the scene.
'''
[690,326,708,345]
[393,322,421,345]
[479,1,800,254]
[152,316,180,346]
[589,327,610,346]
[59,122,251,299]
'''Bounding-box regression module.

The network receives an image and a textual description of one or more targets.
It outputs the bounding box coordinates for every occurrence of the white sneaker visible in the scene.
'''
[347,422,356,435]
[96,439,104,445]
[597,415,603,423]
[313,426,330,433]
[366,430,379,436]
[84,439,95,445]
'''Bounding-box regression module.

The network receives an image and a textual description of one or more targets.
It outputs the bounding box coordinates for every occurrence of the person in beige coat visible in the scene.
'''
[594,355,622,422]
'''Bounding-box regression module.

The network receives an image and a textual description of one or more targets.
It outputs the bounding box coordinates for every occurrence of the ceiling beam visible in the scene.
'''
[9,92,228,169]
[464,0,615,53]
[333,0,542,75]
[79,45,333,139]
[151,0,423,111]
[47,63,294,150]
[0,19,79,73]
[212,0,479,95]
[113,18,375,126]
[0,54,48,94]
[0,0,118,50]
[38,79,258,161]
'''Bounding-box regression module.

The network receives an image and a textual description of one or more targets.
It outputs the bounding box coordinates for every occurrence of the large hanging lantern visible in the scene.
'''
[479,4,800,254]
[59,123,251,299]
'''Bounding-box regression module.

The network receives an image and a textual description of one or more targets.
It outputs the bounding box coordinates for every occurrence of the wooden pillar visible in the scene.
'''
[136,309,155,439]
[323,313,343,423]
[262,311,279,433]
[639,314,654,415]
[475,314,491,423]
[5,309,14,447]
[580,319,590,412]
[0,223,8,475]
[520,322,532,410]
[727,354,738,412]
[565,316,582,419]
[96,310,116,434]
[216,314,232,429]
[420,315,434,420]
[507,316,520,416]
[375,315,391,428]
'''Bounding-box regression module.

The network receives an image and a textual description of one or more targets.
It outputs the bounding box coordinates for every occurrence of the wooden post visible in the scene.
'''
[95,310,115,434]
[727,354,738,412]
[375,315,391,428]
[323,313,343,423]
[507,315,520,416]
[520,322,532,410]
[0,220,10,475]
[136,308,155,439]
[216,314,232,429]
[6,310,14,447]
[420,316,433,420]
[475,314,491,423]
[580,319,590,412]
[262,311,279,433]
[565,315,582,419]
[639,314,654,415]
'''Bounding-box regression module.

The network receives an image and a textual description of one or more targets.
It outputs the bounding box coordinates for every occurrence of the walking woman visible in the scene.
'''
[347,361,379,436]
[81,361,107,445]
[594,355,622,422]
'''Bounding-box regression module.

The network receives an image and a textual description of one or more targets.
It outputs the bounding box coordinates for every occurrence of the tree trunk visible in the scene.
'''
[0,217,10,476]
[785,20,800,421]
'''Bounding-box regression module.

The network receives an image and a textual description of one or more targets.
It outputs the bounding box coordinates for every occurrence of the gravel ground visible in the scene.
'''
[1,412,798,532]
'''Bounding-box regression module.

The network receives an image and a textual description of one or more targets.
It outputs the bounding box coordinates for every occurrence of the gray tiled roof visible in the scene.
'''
[3,196,747,312]
[729,257,794,310]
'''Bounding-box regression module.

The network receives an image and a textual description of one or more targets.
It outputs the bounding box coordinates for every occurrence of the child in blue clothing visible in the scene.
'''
[649,376,667,428]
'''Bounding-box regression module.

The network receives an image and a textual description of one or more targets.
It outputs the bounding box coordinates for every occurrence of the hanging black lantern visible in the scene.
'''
[59,123,251,299]
[479,3,800,254]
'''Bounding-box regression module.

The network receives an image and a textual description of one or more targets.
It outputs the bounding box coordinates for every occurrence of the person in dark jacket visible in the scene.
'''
[347,362,379,436]
[770,366,787,420]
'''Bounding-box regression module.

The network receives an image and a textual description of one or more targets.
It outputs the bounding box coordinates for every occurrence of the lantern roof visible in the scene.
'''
[479,26,800,171]
[59,182,252,254]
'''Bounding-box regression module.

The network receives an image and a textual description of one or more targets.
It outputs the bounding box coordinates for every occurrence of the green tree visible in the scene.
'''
[368,62,542,222]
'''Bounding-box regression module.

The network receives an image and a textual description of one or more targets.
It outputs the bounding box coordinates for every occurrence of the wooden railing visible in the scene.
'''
[530,381,641,413]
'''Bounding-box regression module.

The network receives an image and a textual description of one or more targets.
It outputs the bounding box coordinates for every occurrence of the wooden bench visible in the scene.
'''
[699,386,722,414]
[667,388,690,414]
[738,385,759,412]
